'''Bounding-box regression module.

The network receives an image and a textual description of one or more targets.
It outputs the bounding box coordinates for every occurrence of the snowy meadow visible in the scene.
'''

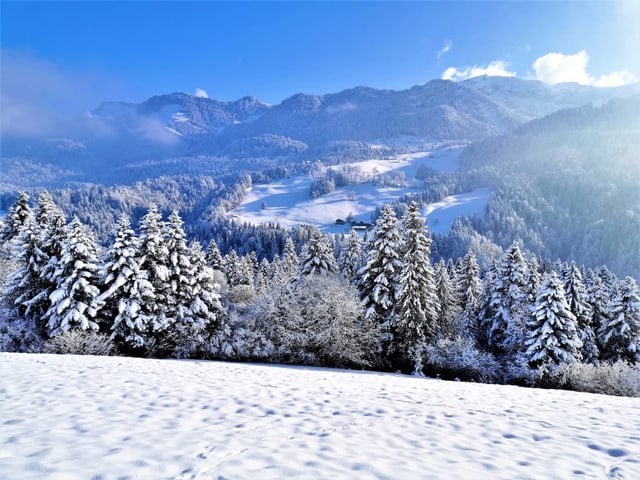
[2,353,640,480]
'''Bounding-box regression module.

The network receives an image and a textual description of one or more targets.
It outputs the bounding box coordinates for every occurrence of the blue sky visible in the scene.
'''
[1,1,638,107]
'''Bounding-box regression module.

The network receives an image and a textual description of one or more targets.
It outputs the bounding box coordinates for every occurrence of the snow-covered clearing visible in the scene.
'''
[230,145,485,235]
[423,187,491,235]
[2,353,639,480]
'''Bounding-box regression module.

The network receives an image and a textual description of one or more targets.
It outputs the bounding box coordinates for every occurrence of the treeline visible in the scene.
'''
[1,192,639,395]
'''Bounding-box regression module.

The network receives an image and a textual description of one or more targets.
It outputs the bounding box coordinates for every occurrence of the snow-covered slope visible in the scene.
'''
[1,353,638,480]
[230,145,484,234]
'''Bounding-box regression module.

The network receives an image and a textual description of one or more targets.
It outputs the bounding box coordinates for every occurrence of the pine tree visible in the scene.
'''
[299,228,338,276]
[599,277,640,363]
[44,217,102,337]
[562,261,599,364]
[281,237,299,279]
[525,272,582,368]
[394,202,438,370]
[205,239,223,271]
[338,229,364,282]
[96,215,155,348]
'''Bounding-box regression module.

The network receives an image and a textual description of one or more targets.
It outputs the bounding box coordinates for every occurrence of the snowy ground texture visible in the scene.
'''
[2,353,639,480]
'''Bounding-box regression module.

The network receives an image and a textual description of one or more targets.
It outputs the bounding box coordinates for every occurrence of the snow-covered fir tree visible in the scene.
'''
[455,249,483,334]
[598,276,640,363]
[3,192,33,241]
[280,237,299,278]
[96,215,155,348]
[138,205,171,334]
[587,275,610,353]
[299,228,338,276]
[359,204,403,337]
[269,254,281,280]
[2,219,48,320]
[223,250,244,287]
[435,259,456,337]
[526,255,542,303]
[486,242,530,354]
[394,202,438,370]
[44,217,102,337]
[164,210,194,325]
[338,229,364,282]
[255,257,271,293]
[525,272,582,368]
[562,261,599,364]
[186,241,223,333]
[205,239,224,271]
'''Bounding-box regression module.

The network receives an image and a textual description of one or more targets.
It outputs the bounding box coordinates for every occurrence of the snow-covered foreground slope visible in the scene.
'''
[1,354,639,480]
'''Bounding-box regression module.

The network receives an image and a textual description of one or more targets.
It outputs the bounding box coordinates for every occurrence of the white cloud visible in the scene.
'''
[533,50,637,87]
[594,69,637,87]
[441,60,516,81]
[436,40,452,59]
[194,88,208,98]
[532,51,591,85]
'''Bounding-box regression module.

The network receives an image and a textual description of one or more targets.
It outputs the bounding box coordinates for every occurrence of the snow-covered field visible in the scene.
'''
[230,145,487,235]
[2,353,639,480]
[423,187,491,235]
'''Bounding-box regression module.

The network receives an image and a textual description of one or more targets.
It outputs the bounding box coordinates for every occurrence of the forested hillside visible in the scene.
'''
[458,96,640,277]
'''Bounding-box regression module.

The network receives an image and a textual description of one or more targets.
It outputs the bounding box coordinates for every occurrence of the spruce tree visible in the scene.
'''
[44,217,102,337]
[525,272,582,367]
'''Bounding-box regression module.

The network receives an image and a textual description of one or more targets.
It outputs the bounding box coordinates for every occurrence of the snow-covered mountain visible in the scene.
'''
[2,77,639,184]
